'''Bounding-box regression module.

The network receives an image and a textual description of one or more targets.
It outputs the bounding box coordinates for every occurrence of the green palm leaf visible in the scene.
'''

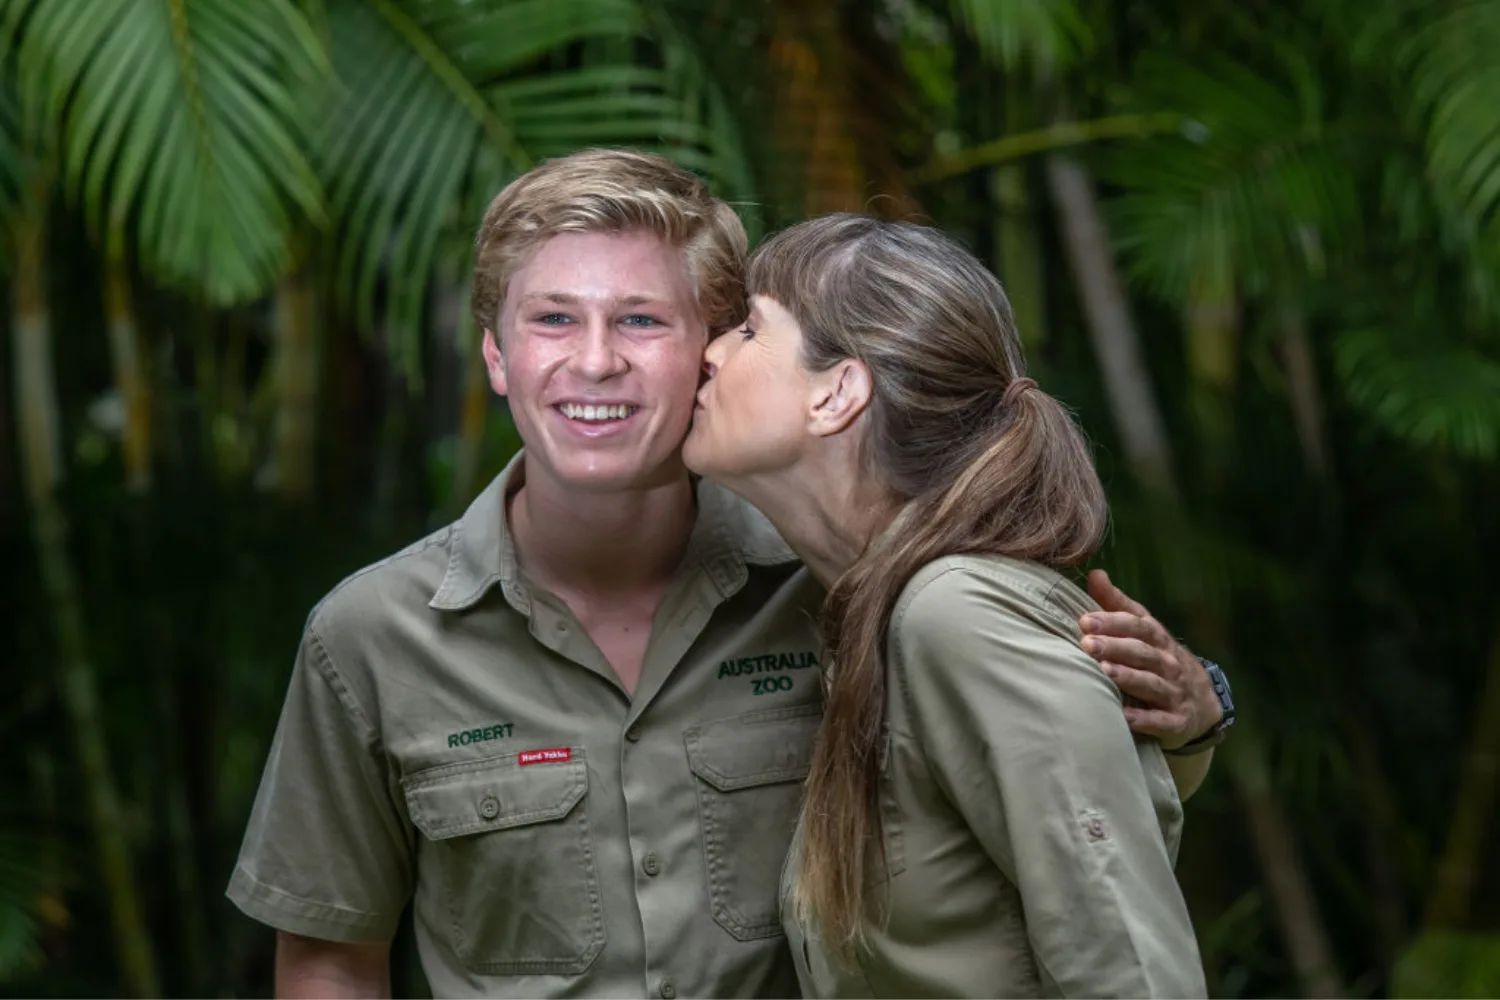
[2,0,327,302]
[1103,53,1360,305]
[0,77,21,219]
[320,0,756,381]
[948,0,1091,72]
[1335,327,1500,461]
[0,828,52,983]
[1376,0,1500,239]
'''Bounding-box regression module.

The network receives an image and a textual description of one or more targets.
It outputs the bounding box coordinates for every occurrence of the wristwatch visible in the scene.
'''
[1165,657,1236,756]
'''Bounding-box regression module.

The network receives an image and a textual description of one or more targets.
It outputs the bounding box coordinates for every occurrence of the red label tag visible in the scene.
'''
[519,748,572,766]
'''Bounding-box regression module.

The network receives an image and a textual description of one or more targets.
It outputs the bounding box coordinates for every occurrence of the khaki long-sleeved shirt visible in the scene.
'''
[782,555,1207,998]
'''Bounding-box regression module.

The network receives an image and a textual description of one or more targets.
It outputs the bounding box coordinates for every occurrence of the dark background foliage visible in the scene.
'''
[1,0,1498,996]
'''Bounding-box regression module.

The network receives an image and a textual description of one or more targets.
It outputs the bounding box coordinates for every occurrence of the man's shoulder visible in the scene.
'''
[306,522,456,641]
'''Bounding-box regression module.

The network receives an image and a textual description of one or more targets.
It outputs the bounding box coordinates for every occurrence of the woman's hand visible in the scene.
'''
[1076,570,1223,751]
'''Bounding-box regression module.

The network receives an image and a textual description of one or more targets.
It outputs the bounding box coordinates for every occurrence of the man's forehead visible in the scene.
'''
[506,231,699,305]
[519,290,684,309]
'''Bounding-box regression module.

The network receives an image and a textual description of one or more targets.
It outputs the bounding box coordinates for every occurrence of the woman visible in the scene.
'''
[683,214,1206,997]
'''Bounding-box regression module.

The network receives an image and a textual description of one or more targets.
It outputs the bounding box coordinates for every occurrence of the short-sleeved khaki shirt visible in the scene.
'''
[228,453,827,998]
[782,555,1205,998]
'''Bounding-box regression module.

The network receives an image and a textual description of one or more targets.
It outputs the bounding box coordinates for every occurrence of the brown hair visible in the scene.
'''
[748,213,1108,962]
[472,148,748,336]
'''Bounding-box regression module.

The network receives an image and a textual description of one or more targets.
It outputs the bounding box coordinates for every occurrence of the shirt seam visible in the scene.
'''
[313,528,453,618]
[229,863,396,931]
[303,625,381,750]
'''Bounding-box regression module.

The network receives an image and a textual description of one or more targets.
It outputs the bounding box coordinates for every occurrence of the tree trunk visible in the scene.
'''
[371,353,411,535]
[1278,308,1329,479]
[1424,629,1500,928]
[1044,154,1176,495]
[992,164,1047,352]
[768,0,867,216]
[1185,283,1240,484]
[453,333,490,512]
[1229,734,1346,998]
[12,184,161,998]
[104,259,152,493]
[270,253,319,499]
[1280,306,1408,963]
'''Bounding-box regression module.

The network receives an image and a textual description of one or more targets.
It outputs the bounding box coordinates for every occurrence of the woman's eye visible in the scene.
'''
[740,325,757,340]
[622,314,661,328]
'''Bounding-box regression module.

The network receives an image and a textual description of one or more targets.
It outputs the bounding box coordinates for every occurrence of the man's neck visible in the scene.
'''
[509,461,697,602]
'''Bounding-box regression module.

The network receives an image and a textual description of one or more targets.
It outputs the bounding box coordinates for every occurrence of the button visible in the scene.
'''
[642,853,661,877]
[478,795,500,821]
[625,725,642,743]
[659,979,676,999]
[555,619,568,633]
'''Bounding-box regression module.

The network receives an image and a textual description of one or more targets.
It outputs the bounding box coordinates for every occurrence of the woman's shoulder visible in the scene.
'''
[893,554,1101,643]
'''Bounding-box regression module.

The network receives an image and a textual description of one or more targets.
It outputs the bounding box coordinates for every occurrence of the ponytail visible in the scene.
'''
[795,376,1107,963]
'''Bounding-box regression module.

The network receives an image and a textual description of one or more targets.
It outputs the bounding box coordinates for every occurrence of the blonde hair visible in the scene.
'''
[472,148,748,336]
[750,213,1109,963]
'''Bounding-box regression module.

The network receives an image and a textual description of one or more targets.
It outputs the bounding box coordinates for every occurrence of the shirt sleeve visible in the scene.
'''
[226,622,415,943]
[893,563,1206,999]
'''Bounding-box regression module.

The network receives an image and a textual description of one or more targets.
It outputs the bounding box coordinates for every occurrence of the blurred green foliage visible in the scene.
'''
[1,0,1498,997]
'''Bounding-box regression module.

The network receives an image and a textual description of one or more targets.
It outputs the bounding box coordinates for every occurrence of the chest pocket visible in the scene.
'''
[685,704,821,940]
[403,749,603,975]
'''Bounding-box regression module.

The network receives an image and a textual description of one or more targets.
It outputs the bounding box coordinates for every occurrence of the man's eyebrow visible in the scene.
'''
[518,292,674,308]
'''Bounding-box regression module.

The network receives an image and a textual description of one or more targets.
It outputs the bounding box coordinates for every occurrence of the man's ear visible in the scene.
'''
[481,327,508,396]
[808,359,873,438]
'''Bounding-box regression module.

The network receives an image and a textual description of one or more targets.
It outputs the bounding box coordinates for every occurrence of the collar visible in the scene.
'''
[428,451,798,614]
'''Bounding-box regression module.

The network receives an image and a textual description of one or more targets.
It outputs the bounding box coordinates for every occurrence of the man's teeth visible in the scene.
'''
[560,403,637,421]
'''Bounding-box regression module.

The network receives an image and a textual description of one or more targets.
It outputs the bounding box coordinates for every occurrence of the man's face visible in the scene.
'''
[483,230,707,494]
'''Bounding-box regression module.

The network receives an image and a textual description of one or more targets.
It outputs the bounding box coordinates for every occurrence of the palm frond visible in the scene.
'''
[1094,492,1299,628]
[1102,53,1360,306]
[947,0,1091,73]
[0,829,52,983]
[1375,0,1500,240]
[321,0,757,381]
[1335,327,1500,461]
[2,0,327,301]
[0,70,20,205]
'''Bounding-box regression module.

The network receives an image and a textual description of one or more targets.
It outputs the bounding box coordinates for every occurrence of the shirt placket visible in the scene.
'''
[621,547,743,998]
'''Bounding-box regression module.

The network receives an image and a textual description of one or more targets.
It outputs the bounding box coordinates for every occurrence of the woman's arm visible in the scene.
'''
[895,561,1208,999]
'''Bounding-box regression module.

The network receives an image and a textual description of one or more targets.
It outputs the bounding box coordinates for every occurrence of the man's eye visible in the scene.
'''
[537,313,571,326]
[740,325,757,340]
[622,314,662,328]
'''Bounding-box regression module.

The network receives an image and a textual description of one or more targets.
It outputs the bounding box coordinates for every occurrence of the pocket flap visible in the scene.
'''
[403,749,588,841]
[685,705,821,792]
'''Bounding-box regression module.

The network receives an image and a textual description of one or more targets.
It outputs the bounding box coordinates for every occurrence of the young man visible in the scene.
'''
[228,149,1232,999]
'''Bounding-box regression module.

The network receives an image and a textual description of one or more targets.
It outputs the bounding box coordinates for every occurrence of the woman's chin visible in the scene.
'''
[682,429,743,484]
[680,428,714,478]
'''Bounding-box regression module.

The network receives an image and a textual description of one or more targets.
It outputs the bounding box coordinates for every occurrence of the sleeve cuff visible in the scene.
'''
[226,865,398,945]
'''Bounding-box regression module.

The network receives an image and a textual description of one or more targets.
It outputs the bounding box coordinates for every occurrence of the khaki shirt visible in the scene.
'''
[782,555,1205,998]
[228,454,827,998]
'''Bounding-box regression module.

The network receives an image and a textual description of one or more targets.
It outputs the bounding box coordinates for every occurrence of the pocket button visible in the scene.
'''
[478,795,500,821]
[642,853,661,877]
